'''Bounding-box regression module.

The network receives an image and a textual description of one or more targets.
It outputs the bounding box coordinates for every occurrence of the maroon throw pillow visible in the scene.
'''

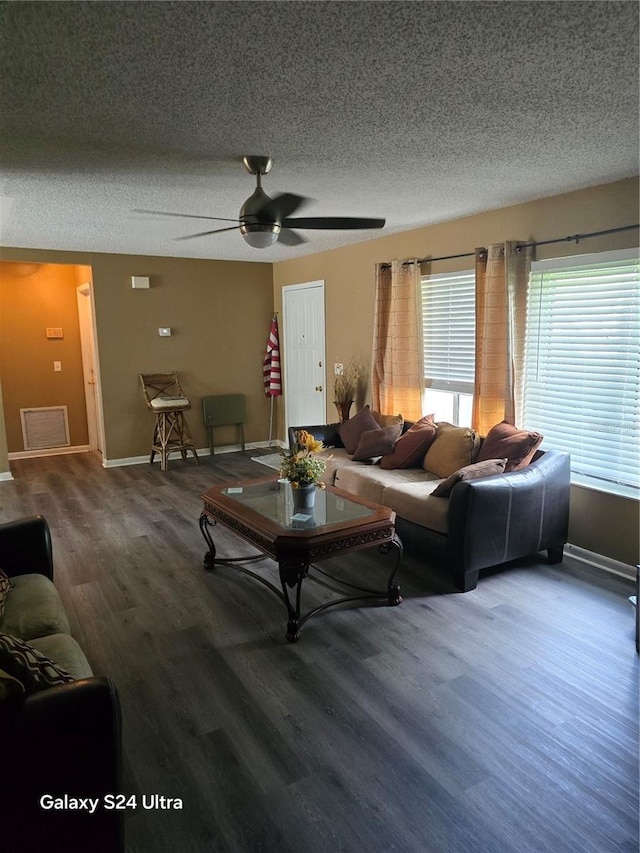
[432,458,508,498]
[477,421,543,471]
[338,405,380,454]
[352,424,403,461]
[380,415,437,469]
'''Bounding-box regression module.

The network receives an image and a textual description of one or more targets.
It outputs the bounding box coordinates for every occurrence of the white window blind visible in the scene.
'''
[523,249,640,494]
[421,270,475,393]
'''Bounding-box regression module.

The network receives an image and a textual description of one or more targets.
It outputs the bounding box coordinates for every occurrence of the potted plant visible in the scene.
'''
[279,430,328,509]
[333,357,362,422]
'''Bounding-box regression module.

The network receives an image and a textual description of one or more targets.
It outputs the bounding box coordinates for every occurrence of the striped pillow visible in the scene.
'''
[0,632,74,693]
[0,569,12,617]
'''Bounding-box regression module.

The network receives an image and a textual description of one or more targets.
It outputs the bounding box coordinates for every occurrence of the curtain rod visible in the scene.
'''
[382,223,639,269]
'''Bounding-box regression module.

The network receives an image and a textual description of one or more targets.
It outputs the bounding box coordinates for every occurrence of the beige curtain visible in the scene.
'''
[472,241,531,434]
[372,259,423,421]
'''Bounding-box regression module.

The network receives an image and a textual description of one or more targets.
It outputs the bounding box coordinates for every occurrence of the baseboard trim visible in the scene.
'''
[102,440,285,469]
[565,543,636,581]
[0,471,14,481]
[8,444,91,460]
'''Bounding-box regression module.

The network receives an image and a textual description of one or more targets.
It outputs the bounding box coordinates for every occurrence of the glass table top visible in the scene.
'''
[221,479,375,531]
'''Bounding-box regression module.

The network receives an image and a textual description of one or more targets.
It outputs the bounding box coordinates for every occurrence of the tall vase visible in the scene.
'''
[335,400,353,422]
[291,482,316,511]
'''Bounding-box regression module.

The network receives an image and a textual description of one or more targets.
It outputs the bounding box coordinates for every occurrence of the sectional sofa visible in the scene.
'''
[289,410,570,592]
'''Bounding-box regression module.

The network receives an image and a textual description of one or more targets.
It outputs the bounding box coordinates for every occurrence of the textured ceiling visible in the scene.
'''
[0,1,638,263]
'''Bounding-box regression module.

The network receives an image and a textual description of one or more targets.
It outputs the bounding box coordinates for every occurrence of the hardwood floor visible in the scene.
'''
[2,451,638,853]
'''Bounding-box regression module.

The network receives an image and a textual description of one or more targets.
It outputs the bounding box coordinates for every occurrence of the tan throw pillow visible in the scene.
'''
[352,424,403,461]
[338,405,380,454]
[0,569,12,617]
[371,411,403,429]
[422,422,481,478]
[0,632,75,694]
[380,415,437,469]
[477,421,543,471]
[432,458,508,498]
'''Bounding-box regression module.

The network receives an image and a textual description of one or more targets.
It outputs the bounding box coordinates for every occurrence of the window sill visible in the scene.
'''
[570,474,639,501]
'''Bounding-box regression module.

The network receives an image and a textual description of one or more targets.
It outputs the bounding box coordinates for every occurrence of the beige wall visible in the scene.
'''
[0,250,274,462]
[89,253,274,460]
[272,177,640,566]
[0,262,88,451]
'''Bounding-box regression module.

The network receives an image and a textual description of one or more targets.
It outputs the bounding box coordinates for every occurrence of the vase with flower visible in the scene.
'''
[279,430,328,510]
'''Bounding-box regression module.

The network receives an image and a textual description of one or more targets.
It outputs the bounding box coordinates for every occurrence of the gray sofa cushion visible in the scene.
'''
[0,574,71,641]
[335,463,440,506]
[381,482,450,534]
[29,633,94,680]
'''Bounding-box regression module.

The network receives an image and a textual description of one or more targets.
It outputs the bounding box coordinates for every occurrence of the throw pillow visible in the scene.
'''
[352,423,403,461]
[371,411,404,430]
[477,420,543,471]
[0,632,75,694]
[338,405,380,454]
[0,568,12,617]
[380,415,437,469]
[432,458,508,498]
[422,422,481,478]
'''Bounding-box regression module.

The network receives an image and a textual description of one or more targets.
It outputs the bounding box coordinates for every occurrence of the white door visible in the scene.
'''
[76,283,102,453]
[283,281,326,432]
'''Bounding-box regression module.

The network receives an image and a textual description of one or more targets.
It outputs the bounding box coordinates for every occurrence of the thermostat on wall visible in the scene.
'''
[158,327,172,337]
[131,275,150,289]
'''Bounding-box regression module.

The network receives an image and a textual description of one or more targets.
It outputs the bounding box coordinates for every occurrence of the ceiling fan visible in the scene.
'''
[136,156,385,248]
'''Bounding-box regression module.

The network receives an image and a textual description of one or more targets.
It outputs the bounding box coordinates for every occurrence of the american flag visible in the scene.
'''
[263,315,282,397]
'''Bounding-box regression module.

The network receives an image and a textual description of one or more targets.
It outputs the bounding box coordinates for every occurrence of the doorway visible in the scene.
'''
[282,280,326,432]
[76,283,103,455]
[0,261,104,462]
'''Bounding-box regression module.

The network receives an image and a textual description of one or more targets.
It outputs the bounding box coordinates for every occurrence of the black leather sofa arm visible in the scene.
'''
[447,449,570,591]
[0,514,53,579]
[4,677,124,852]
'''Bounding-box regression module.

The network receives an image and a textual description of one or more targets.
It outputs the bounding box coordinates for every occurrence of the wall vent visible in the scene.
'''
[20,406,70,451]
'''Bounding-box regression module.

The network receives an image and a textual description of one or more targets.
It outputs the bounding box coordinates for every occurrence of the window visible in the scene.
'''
[522,248,640,497]
[421,270,475,426]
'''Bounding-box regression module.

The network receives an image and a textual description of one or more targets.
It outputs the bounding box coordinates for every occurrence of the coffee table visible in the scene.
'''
[200,476,403,642]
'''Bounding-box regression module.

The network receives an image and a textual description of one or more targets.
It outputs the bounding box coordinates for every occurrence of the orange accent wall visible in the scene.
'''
[0,262,88,452]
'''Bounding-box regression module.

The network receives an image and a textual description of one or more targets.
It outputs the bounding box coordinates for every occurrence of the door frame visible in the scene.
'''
[76,282,105,456]
[282,280,326,437]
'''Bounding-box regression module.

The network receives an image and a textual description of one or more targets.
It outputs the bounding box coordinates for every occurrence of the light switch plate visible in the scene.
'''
[158,327,172,337]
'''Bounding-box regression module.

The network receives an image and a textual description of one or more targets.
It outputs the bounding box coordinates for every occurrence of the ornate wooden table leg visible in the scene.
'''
[199,513,217,570]
[380,533,403,605]
[279,560,308,642]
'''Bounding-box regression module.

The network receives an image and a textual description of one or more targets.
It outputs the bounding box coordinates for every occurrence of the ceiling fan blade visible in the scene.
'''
[259,193,306,222]
[135,208,239,224]
[175,225,242,241]
[277,228,308,246]
[283,216,385,230]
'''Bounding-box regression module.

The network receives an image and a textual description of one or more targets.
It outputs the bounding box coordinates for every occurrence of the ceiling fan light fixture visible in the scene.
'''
[240,222,280,248]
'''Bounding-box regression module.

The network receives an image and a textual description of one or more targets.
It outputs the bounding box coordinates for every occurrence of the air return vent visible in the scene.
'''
[20,406,70,451]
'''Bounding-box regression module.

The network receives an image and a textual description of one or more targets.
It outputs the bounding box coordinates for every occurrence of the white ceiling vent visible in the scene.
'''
[20,406,70,451]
